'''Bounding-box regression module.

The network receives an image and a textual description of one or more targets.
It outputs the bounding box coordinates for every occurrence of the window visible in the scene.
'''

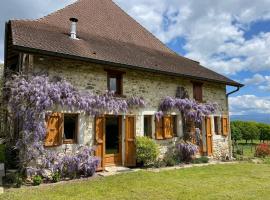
[172,115,178,137]
[106,70,123,95]
[193,82,203,102]
[45,113,78,146]
[63,114,78,143]
[214,116,220,135]
[144,115,152,138]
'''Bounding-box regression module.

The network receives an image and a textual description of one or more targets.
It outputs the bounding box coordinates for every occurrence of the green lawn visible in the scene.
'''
[2,163,270,200]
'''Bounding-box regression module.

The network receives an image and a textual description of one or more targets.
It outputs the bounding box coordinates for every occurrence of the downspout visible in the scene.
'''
[226,86,241,97]
[226,85,242,159]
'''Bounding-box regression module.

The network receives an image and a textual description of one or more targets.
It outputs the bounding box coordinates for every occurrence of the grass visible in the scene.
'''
[2,163,270,200]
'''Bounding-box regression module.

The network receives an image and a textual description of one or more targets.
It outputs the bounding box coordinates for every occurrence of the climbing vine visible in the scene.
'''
[157,96,218,122]
[6,74,145,177]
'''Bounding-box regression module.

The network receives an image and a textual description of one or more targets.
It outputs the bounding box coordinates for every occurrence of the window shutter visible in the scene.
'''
[155,117,164,140]
[193,82,203,102]
[45,113,63,147]
[222,116,229,136]
[163,116,173,139]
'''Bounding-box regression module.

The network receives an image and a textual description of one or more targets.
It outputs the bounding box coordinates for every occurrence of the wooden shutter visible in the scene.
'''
[222,116,229,136]
[205,117,213,156]
[45,113,63,147]
[125,116,136,167]
[95,116,105,171]
[163,116,173,139]
[155,117,164,140]
[193,82,203,102]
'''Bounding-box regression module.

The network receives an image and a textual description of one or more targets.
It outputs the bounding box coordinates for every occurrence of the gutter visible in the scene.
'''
[226,85,243,97]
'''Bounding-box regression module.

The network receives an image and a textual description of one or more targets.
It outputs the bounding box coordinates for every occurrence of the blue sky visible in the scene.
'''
[0,0,270,118]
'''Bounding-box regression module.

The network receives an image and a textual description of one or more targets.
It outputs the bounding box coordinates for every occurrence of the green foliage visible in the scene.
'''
[32,175,42,186]
[52,172,61,183]
[163,155,178,166]
[3,172,23,188]
[135,136,159,166]
[257,123,270,141]
[241,122,260,142]
[231,122,242,141]
[153,159,166,168]
[231,121,270,142]
[192,156,209,164]
[15,174,23,188]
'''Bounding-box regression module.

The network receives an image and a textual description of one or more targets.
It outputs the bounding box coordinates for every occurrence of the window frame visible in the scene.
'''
[214,116,219,135]
[143,115,152,138]
[105,69,125,96]
[172,115,178,137]
[63,113,79,144]
[192,81,203,102]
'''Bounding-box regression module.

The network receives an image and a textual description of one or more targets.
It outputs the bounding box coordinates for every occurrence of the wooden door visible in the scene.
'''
[205,117,213,156]
[45,113,63,147]
[95,116,105,171]
[125,116,136,167]
[104,116,122,166]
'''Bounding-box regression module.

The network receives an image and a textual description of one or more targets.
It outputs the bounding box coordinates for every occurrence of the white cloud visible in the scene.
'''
[243,74,265,85]
[229,95,270,115]
[258,75,270,91]
[242,73,270,91]
[115,0,270,75]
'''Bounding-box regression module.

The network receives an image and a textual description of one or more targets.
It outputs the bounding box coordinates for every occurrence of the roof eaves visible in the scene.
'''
[12,44,244,87]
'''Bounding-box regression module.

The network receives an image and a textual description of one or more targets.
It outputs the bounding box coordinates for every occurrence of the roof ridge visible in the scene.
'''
[37,0,81,21]
[111,0,176,55]
[111,1,200,64]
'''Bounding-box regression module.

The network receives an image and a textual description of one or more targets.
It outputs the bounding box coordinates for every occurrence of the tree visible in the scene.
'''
[231,121,242,142]
[241,122,260,143]
[257,123,270,142]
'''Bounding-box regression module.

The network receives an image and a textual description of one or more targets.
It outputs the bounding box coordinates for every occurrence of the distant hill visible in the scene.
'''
[231,114,270,124]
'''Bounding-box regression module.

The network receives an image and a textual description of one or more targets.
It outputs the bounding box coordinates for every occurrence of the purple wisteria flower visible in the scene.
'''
[6,74,145,177]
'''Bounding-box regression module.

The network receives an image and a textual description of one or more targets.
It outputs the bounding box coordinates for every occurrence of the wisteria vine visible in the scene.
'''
[157,96,218,122]
[6,74,145,176]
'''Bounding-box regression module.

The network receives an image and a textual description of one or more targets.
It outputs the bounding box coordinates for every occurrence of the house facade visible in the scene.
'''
[4,0,242,170]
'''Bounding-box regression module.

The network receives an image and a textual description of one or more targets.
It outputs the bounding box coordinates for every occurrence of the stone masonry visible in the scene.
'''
[32,54,231,160]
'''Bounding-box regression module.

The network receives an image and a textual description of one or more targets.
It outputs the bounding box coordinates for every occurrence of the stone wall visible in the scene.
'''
[32,55,231,160]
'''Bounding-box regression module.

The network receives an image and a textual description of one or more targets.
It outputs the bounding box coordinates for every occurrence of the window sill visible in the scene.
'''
[63,140,76,144]
[113,94,126,98]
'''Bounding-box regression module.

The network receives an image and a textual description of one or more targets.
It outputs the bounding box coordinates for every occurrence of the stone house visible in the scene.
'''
[4,0,242,169]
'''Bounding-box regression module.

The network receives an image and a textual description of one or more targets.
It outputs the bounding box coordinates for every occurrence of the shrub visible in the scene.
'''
[255,143,270,157]
[135,137,159,166]
[236,149,243,155]
[176,142,198,163]
[153,159,166,168]
[32,175,42,186]
[163,155,176,166]
[192,156,209,164]
[15,173,23,188]
[38,146,100,179]
[163,152,180,166]
[52,172,61,183]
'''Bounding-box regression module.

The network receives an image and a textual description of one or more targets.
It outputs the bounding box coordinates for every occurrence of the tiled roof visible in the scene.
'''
[9,0,242,86]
